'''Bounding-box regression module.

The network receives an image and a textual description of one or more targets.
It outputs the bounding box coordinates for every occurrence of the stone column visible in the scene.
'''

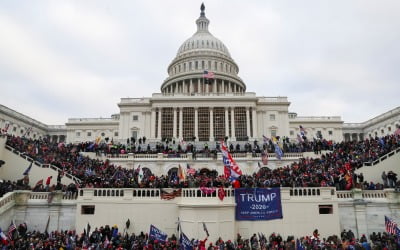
[189,79,193,94]
[246,107,251,140]
[197,79,201,94]
[194,107,199,141]
[252,108,257,139]
[225,107,229,137]
[211,79,217,93]
[173,107,177,138]
[151,109,156,139]
[179,107,183,139]
[157,108,162,140]
[210,108,214,141]
[231,108,236,140]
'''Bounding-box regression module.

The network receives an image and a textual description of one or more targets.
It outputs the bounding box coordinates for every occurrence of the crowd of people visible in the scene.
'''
[81,137,332,157]
[0,179,30,198]
[1,224,400,249]
[3,133,400,191]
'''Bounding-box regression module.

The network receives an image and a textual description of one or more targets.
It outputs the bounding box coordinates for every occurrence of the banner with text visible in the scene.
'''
[149,224,168,243]
[235,188,283,221]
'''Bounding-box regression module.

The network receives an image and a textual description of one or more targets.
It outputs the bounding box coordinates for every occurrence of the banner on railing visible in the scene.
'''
[235,188,283,221]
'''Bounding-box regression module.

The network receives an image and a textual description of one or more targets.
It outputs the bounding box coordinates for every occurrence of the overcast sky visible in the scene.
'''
[1,1,399,125]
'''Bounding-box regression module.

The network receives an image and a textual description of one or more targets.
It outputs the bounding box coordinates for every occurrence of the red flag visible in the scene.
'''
[218,187,225,201]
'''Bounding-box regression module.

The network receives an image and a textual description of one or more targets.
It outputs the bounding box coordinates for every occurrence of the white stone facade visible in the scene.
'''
[343,106,400,141]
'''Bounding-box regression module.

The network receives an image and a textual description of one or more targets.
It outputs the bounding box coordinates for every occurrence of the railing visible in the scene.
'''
[362,190,387,199]
[0,192,16,210]
[363,148,400,167]
[29,192,50,200]
[291,116,342,121]
[105,152,304,160]
[289,188,323,197]
[79,188,236,199]
[93,189,125,197]
[336,191,353,199]
[337,190,389,200]
[182,188,235,198]
[4,145,81,183]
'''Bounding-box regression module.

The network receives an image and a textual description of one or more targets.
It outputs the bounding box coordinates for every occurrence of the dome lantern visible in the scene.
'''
[161,4,246,95]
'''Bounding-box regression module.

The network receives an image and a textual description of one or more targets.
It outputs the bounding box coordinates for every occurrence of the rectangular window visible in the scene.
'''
[182,107,195,141]
[213,107,226,141]
[270,114,275,121]
[234,107,247,141]
[271,130,277,137]
[76,132,81,137]
[198,107,210,141]
[87,132,91,137]
[114,132,118,137]
[317,131,322,138]
[133,115,139,121]
[319,205,333,214]
[81,205,95,215]
[290,131,294,136]
[328,131,333,136]
[161,107,173,141]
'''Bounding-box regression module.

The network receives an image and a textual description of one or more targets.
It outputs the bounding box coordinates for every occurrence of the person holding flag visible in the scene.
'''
[220,141,242,184]
[271,137,284,160]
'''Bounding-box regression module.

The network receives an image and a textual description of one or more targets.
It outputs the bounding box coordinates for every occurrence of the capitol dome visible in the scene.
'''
[161,4,246,95]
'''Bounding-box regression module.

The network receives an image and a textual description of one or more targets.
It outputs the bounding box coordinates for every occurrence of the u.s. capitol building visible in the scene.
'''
[1,4,399,146]
[65,4,344,145]
[1,4,400,243]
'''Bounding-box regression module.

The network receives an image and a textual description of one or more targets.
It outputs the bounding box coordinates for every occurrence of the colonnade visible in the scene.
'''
[162,78,245,95]
[150,106,257,142]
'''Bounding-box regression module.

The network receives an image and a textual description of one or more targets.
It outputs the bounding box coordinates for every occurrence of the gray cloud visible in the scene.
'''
[0,0,398,124]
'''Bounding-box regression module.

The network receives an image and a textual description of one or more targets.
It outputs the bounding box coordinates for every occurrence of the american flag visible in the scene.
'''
[221,142,242,181]
[186,164,196,175]
[385,216,398,235]
[7,222,16,240]
[203,70,215,79]
[160,188,182,200]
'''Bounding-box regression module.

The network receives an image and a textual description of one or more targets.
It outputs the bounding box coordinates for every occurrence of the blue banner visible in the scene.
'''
[235,188,283,221]
[180,232,193,250]
[149,224,168,243]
